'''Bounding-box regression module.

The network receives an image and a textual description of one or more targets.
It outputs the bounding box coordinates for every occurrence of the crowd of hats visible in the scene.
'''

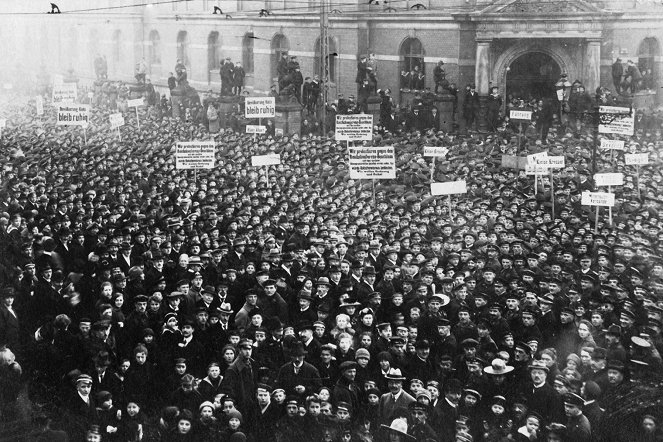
[1,86,663,440]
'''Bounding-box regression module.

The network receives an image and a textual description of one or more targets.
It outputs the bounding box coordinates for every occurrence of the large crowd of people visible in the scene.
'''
[0,73,663,442]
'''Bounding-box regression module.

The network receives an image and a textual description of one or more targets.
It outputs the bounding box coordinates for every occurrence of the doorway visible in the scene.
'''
[506,52,561,101]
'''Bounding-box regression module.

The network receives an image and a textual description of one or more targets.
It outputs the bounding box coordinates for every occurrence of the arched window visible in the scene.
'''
[242,32,254,74]
[148,30,161,66]
[314,36,337,83]
[401,38,424,76]
[112,30,122,70]
[208,31,220,83]
[177,30,189,67]
[638,37,660,79]
[271,34,289,81]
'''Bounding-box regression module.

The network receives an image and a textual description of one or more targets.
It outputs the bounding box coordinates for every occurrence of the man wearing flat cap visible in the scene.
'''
[563,392,591,442]
[334,360,360,414]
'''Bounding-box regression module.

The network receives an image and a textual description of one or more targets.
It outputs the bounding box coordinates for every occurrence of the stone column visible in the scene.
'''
[475,39,491,131]
[585,39,601,94]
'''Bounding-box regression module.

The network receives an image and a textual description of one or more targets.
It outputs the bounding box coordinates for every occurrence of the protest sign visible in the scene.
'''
[56,104,89,127]
[52,83,77,104]
[251,154,281,167]
[546,156,565,168]
[594,172,624,187]
[510,110,532,121]
[527,151,548,165]
[336,115,373,141]
[348,146,395,179]
[423,147,449,157]
[581,191,615,207]
[525,164,548,175]
[36,96,44,115]
[625,153,649,166]
[501,155,528,170]
[109,113,125,130]
[275,128,283,136]
[245,97,276,119]
[600,139,625,150]
[175,142,216,169]
[598,106,634,136]
[246,125,267,134]
[431,181,467,196]
[127,98,144,107]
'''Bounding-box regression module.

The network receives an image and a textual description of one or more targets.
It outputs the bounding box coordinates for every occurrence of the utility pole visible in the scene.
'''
[320,0,329,135]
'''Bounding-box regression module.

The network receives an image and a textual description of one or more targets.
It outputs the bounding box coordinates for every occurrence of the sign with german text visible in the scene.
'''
[546,156,565,168]
[525,164,549,175]
[109,113,125,129]
[36,96,44,115]
[245,97,276,118]
[336,115,373,141]
[581,191,615,207]
[431,180,467,196]
[127,98,145,108]
[251,154,281,167]
[510,110,532,121]
[594,172,624,187]
[246,125,267,134]
[52,83,77,104]
[600,139,625,150]
[56,104,89,126]
[423,146,449,157]
[175,141,215,169]
[625,153,649,165]
[348,146,396,179]
[527,152,548,165]
[598,106,634,136]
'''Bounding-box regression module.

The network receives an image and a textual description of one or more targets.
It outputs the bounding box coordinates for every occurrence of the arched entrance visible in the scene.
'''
[506,52,561,101]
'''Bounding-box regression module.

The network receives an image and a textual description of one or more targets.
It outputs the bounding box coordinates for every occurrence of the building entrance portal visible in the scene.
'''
[506,52,561,102]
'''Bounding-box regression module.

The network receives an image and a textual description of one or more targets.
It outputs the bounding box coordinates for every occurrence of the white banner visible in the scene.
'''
[109,113,125,129]
[527,152,548,165]
[547,156,565,168]
[56,104,89,127]
[594,172,624,187]
[423,146,450,157]
[127,98,145,107]
[581,191,615,207]
[510,110,532,121]
[598,106,634,136]
[52,83,77,104]
[525,164,549,175]
[251,154,281,167]
[600,139,625,150]
[625,153,649,165]
[175,141,216,169]
[431,180,467,196]
[245,97,276,118]
[336,115,373,141]
[348,146,396,179]
[246,125,267,134]
[35,96,44,115]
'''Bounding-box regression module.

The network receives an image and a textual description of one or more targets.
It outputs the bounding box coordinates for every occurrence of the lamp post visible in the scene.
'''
[555,74,572,127]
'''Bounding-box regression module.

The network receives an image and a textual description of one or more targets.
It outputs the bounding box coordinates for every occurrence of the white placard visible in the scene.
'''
[56,104,90,127]
[348,146,396,179]
[109,113,125,129]
[336,114,374,141]
[527,152,548,165]
[245,97,276,118]
[52,83,78,104]
[600,139,625,150]
[625,153,649,165]
[275,128,284,136]
[175,141,216,169]
[598,106,634,136]
[510,110,532,121]
[525,164,549,175]
[251,154,281,167]
[246,125,267,134]
[423,146,449,157]
[431,180,468,196]
[581,191,615,207]
[547,156,565,168]
[35,96,44,115]
[594,172,624,187]
[127,98,144,107]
